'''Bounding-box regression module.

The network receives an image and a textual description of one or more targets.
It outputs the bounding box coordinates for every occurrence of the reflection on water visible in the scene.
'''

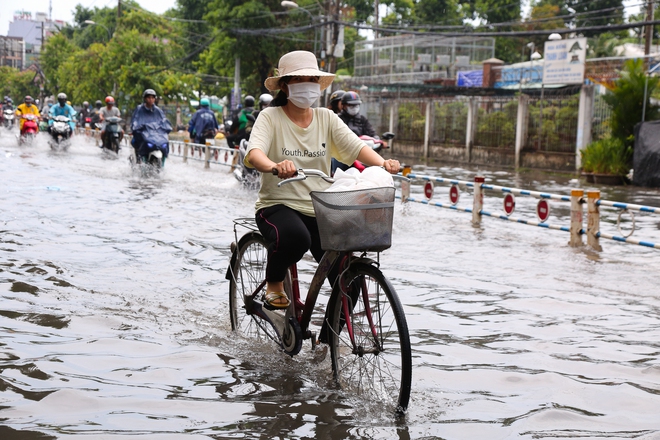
[1,133,659,438]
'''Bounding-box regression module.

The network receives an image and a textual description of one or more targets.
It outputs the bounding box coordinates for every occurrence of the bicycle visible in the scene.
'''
[226,168,412,413]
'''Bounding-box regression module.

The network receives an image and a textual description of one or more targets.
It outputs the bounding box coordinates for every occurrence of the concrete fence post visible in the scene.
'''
[515,94,529,169]
[472,176,485,225]
[423,101,431,160]
[587,190,602,251]
[570,189,584,247]
[466,98,479,162]
[575,85,595,171]
[204,141,211,169]
[389,104,396,152]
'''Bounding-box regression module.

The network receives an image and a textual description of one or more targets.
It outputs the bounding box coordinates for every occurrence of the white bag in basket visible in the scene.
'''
[327,166,393,192]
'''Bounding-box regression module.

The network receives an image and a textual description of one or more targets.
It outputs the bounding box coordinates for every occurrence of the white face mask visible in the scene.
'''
[287,82,321,109]
[346,105,360,116]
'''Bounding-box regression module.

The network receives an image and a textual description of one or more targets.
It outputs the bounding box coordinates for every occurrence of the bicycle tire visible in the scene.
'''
[327,262,412,413]
[228,232,280,345]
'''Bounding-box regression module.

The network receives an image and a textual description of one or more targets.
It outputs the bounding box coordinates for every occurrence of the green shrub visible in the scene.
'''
[580,137,632,175]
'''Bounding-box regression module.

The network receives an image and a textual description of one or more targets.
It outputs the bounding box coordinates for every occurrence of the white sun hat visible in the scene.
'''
[264,50,335,92]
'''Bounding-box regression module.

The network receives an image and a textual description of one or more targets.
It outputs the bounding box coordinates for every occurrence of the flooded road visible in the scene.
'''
[1,132,660,439]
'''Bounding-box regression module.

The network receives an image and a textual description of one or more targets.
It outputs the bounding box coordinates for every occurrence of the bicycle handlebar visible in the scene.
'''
[274,167,409,187]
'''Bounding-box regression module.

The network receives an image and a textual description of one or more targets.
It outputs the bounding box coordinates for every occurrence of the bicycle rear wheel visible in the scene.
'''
[327,262,412,413]
[228,232,279,344]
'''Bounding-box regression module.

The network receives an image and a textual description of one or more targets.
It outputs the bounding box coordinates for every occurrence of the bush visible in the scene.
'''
[580,137,632,175]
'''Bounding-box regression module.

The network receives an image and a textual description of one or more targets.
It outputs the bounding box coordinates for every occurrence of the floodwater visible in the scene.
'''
[1,131,659,440]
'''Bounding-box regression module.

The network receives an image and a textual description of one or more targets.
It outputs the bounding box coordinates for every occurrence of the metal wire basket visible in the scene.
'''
[310,186,395,252]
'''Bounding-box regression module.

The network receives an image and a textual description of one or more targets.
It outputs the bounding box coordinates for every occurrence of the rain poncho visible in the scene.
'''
[49,104,77,131]
[187,107,218,143]
[130,104,172,158]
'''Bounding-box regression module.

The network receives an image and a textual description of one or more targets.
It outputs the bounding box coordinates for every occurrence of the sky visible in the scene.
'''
[0,0,644,41]
[0,0,177,36]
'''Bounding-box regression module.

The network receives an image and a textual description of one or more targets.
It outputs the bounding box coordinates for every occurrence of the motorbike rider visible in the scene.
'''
[48,93,77,135]
[330,91,378,174]
[338,91,375,137]
[226,95,255,148]
[251,93,273,120]
[15,95,41,134]
[187,97,218,144]
[328,89,345,114]
[130,88,172,161]
[99,96,122,147]
[90,100,103,129]
[78,101,91,128]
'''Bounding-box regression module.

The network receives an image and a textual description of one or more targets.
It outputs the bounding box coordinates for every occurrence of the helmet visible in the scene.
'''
[143,89,157,100]
[83,101,89,107]
[258,93,273,107]
[105,96,115,104]
[57,92,67,101]
[341,91,361,105]
[200,98,210,107]
[95,100,102,108]
[330,90,345,104]
[244,95,255,107]
[25,95,33,103]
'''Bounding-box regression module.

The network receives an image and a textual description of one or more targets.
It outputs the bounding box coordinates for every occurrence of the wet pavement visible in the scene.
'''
[1,131,659,439]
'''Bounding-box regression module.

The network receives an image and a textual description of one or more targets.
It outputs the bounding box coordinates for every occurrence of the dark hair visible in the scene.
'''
[270,77,292,107]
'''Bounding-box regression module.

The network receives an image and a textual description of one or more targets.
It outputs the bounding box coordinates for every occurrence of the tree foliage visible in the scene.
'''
[604,59,659,147]
[39,4,198,112]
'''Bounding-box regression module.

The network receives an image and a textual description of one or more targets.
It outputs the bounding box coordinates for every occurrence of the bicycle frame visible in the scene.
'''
[228,168,412,412]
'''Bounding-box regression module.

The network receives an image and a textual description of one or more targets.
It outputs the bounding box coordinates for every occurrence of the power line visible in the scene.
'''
[231,18,660,38]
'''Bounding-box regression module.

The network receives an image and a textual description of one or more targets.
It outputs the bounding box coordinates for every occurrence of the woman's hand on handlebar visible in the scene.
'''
[382,158,401,174]
[271,160,297,179]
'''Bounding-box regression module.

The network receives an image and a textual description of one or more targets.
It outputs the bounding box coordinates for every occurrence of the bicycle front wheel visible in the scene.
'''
[228,232,279,344]
[328,262,412,413]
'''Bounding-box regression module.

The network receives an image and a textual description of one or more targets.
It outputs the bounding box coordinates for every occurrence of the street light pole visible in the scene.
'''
[281,1,318,58]
[83,20,112,41]
[642,62,660,122]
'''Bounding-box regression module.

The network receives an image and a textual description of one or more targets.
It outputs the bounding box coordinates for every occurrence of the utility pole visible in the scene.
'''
[645,0,654,55]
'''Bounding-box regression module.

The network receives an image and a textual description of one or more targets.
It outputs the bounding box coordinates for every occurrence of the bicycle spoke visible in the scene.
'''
[329,263,412,412]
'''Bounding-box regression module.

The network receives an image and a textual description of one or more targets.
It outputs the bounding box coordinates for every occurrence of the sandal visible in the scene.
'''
[263,291,290,309]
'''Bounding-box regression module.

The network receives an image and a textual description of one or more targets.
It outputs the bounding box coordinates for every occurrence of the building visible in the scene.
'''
[353,34,496,84]
[0,36,24,69]
[7,10,66,66]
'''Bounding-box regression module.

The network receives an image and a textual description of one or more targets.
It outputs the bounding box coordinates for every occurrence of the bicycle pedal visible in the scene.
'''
[312,345,328,363]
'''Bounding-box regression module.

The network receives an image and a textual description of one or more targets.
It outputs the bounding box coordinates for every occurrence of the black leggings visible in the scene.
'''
[256,205,326,282]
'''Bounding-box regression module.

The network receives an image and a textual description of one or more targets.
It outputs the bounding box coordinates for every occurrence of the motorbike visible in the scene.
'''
[18,114,39,145]
[49,115,73,150]
[331,131,395,175]
[3,109,14,128]
[233,138,260,190]
[130,120,170,174]
[101,117,124,155]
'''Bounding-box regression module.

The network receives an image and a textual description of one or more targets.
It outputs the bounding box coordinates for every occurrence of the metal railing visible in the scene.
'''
[400,170,660,250]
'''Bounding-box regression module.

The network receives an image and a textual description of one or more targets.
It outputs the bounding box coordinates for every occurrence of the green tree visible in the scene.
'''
[604,58,659,147]
[39,6,197,111]
[0,67,41,102]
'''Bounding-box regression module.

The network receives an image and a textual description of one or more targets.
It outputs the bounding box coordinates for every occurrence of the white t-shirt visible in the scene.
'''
[100,106,121,129]
[246,106,366,216]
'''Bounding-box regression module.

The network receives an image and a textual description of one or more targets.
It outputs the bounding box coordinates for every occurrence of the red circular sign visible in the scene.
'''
[449,185,459,205]
[424,182,434,200]
[503,193,516,216]
[537,199,550,222]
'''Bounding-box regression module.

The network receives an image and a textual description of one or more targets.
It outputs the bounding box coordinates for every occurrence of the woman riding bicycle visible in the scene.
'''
[245,50,401,309]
